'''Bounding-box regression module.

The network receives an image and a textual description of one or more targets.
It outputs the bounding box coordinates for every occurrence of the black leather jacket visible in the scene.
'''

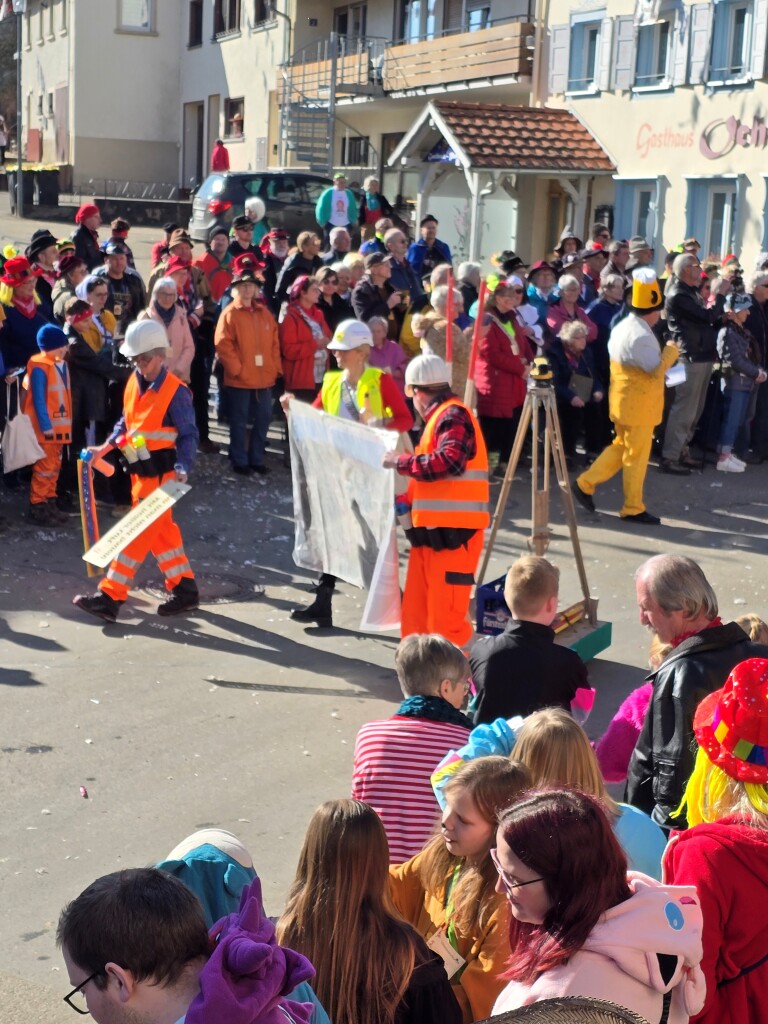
[626,622,768,829]
[664,275,725,361]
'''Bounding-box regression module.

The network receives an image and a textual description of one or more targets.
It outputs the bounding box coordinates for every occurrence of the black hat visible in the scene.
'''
[232,215,253,230]
[492,250,527,274]
[104,241,129,256]
[209,226,230,241]
[163,221,178,235]
[26,228,59,261]
[364,252,393,270]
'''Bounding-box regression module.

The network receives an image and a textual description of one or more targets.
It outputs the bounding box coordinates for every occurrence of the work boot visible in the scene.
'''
[157,577,200,617]
[47,501,71,525]
[290,585,334,627]
[73,592,124,623]
[29,503,54,525]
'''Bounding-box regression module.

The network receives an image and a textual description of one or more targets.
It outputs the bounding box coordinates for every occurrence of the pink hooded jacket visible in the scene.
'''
[493,873,706,1024]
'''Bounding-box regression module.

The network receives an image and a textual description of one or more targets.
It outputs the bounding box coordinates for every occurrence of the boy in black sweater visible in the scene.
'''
[470,555,589,723]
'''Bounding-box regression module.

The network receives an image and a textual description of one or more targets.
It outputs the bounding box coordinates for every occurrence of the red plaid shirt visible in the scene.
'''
[396,391,477,481]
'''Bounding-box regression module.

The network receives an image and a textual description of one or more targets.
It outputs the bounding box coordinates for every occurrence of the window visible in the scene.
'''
[37,5,43,43]
[399,0,438,43]
[634,20,671,86]
[465,0,491,32]
[341,135,370,165]
[334,3,367,42]
[254,0,275,26]
[61,0,67,33]
[614,180,657,242]
[118,0,153,33]
[214,0,241,36]
[302,177,331,205]
[47,1,54,38]
[265,176,301,205]
[710,1,752,80]
[224,97,244,137]
[568,20,600,91]
[686,179,737,259]
[188,0,203,46]
[242,177,264,196]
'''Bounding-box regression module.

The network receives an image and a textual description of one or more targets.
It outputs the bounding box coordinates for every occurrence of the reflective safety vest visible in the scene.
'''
[408,398,489,529]
[123,369,183,451]
[321,366,385,420]
[23,352,72,444]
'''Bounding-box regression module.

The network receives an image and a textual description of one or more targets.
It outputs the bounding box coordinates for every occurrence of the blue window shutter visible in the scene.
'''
[710,3,730,79]
[597,17,614,90]
[613,182,634,240]
[686,180,706,242]
[568,24,585,90]
[671,4,690,84]
[752,0,768,78]
[689,3,714,82]
[549,24,571,95]
[611,15,636,89]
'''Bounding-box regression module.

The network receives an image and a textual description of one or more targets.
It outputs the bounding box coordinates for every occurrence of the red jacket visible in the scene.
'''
[193,251,233,302]
[211,142,230,172]
[278,303,330,391]
[474,316,533,418]
[664,816,768,1024]
[546,300,598,344]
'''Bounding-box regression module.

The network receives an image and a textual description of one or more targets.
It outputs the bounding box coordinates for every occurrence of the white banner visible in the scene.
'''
[83,481,190,568]
[288,400,401,631]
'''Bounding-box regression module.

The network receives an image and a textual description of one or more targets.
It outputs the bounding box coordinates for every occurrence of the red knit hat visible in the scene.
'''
[75,203,100,224]
[694,658,768,783]
[1,256,44,287]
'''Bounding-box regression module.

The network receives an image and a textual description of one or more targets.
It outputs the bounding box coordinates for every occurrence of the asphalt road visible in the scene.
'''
[2,208,768,1022]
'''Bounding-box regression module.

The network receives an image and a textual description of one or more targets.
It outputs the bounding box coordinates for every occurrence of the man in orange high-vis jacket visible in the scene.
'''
[73,320,199,623]
[23,324,72,527]
[383,353,489,648]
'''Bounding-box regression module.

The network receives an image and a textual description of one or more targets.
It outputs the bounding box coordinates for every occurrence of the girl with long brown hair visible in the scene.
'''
[389,756,530,1022]
[276,799,460,1024]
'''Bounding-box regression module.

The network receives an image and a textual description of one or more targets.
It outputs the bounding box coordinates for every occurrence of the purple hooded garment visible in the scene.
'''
[186,877,315,1024]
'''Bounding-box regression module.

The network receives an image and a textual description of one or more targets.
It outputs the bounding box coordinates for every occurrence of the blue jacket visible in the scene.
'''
[548,338,603,404]
[0,304,51,372]
[389,256,428,310]
[406,237,452,277]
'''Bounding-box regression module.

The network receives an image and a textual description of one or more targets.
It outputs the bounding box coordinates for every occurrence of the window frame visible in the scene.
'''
[188,0,204,48]
[709,0,753,84]
[224,97,245,140]
[117,0,155,35]
[685,177,739,260]
[253,0,276,27]
[214,0,241,39]
[340,135,370,166]
[567,19,602,93]
[633,19,672,90]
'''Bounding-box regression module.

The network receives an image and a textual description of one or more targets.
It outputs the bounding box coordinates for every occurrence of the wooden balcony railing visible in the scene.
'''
[383,21,535,92]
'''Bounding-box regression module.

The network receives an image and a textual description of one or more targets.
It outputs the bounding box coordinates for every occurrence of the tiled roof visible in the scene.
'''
[432,100,615,173]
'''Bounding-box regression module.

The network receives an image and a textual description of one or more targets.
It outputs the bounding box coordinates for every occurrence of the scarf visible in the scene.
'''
[671,616,723,650]
[366,191,381,212]
[12,295,37,319]
[296,304,326,342]
[395,694,472,728]
[155,301,176,326]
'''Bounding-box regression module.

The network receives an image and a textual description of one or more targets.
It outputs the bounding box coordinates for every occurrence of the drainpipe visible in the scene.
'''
[16,7,22,218]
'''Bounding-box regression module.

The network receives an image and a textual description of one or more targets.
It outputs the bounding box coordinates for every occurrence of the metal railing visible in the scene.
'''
[70,179,184,202]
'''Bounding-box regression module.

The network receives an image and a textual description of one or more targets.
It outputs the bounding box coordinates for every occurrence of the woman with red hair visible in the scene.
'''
[492,788,705,1023]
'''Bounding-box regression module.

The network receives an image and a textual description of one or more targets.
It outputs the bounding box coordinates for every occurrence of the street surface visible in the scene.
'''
[2,210,768,1021]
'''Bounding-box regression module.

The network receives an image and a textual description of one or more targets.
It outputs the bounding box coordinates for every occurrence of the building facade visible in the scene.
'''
[545,0,768,270]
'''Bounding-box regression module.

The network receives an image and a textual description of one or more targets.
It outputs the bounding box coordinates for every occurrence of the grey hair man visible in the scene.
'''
[457,260,481,312]
[351,633,472,863]
[660,253,732,474]
[626,554,768,828]
[321,225,352,265]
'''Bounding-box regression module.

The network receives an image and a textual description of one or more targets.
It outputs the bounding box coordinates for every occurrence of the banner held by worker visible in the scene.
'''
[288,400,401,631]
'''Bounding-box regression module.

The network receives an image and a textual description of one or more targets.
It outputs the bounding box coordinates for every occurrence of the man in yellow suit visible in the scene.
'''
[573,268,679,526]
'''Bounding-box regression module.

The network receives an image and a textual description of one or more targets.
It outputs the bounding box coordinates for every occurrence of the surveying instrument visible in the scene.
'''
[476,358,611,660]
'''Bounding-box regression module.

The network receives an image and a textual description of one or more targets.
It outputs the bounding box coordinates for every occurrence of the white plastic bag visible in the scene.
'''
[2,383,45,472]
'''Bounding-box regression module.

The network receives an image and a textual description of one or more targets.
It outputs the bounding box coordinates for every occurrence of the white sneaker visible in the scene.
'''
[717,455,746,472]
[730,454,746,467]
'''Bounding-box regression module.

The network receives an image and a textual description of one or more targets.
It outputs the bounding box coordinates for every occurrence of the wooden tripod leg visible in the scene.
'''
[544,397,596,625]
[476,392,533,586]
[531,395,550,555]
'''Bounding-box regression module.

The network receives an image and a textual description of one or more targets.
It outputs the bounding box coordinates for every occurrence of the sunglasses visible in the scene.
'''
[511,288,524,295]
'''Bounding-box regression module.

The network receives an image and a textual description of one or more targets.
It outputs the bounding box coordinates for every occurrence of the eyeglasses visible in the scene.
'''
[237,224,254,231]
[63,971,101,1014]
[130,354,157,367]
[490,848,544,895]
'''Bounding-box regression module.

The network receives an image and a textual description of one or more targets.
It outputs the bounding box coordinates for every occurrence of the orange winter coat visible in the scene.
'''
[214,299,282,389]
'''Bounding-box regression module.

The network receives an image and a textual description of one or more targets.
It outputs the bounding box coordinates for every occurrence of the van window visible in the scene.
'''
[242,176,264,197]
[266,176,302,204]
[196,175,225,201]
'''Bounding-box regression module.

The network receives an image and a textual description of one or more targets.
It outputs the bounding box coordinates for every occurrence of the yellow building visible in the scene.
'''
[545,0,768,269]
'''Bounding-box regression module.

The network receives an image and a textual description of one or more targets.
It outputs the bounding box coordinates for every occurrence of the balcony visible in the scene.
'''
[384,21,535,92]
[283,21,535,104]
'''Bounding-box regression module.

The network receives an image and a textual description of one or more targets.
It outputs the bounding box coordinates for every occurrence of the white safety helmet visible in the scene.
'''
[327,319,373,351]
[244,196,266,223]
[119,319,170,358]
[404,353,450,396]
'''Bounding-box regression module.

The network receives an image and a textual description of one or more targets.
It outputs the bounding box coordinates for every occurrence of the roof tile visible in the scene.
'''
[433,100,614,173]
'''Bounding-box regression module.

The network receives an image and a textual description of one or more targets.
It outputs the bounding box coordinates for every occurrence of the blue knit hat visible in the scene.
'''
[37,324,68,352]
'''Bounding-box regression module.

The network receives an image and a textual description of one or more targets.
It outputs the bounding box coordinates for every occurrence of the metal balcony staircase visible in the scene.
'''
[279,33,386,175]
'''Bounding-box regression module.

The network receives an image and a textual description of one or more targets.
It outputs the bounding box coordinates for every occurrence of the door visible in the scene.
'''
[183,101,204,191]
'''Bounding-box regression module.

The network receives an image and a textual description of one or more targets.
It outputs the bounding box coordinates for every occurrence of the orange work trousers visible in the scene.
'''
[99,470,194,603]
[401,529,484,649]
[30,442,63,505]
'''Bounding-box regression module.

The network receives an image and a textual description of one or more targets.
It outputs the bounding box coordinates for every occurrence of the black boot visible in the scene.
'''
[158,577,200,617]
[290,585,334,627]
[73,592,124,623]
